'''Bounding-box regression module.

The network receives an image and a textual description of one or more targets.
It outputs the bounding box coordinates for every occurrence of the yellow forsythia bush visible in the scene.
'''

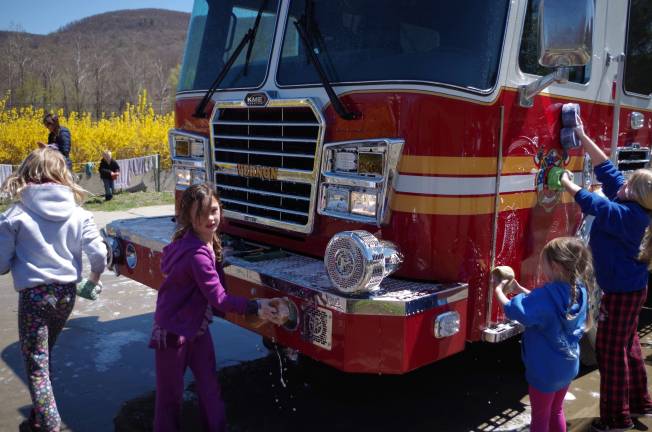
[0,90,174,170]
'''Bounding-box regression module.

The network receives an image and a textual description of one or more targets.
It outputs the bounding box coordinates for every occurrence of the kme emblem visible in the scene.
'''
[244,92,269,107]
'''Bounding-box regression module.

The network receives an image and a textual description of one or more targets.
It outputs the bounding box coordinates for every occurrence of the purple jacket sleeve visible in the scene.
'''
[191,249,249,315]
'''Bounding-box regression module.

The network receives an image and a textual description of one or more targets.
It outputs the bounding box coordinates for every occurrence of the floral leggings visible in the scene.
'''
[19,283,76,432]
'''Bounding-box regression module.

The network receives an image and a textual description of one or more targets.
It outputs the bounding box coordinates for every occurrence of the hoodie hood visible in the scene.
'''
[161,230,210,274]
[21,183,76,221]
[546,281,588,353]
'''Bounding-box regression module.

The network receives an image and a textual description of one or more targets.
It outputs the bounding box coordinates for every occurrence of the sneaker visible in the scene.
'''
[590,419,634,432]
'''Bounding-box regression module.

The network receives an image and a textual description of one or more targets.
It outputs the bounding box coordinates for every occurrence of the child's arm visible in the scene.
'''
[575,121,608,165]
[81,212,107,277]
[494,280,511,306]
[496,283,548,327]
[575,119,625,199]
[512,279,531,295]
[193,250,250,314]
[561,171,581,197]
[0,214,15,275]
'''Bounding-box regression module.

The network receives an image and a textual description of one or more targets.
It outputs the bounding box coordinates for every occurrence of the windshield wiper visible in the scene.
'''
[293,15,360,121]
[194,0,270,118]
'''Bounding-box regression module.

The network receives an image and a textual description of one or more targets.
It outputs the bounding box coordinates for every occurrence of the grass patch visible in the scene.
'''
[0,191,174,213]
[83,191,174,211]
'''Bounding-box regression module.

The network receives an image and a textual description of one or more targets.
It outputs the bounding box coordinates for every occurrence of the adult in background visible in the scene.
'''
[37,113,72,170]
[99,150,120,201]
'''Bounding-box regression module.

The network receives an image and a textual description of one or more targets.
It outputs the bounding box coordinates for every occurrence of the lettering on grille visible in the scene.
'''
[236,164,279,181]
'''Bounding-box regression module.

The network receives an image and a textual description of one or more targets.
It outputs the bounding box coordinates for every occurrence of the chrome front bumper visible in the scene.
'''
[105,216,468,317]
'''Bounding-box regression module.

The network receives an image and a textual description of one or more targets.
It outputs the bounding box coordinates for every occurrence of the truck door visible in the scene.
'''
[612,0,652,171]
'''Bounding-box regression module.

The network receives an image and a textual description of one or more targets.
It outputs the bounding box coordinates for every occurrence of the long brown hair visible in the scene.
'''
[172,183,223,262]
[1,147,85,203]
[541,237,596,329]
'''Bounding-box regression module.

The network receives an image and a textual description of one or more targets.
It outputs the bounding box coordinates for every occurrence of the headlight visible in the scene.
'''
[325,187,350,212]
[191,141,205,158]
[350,190,377,217]
[175,168,191,186]
[319,139,404,226]
[174,137,190,157]
[170,131,207,159]
[324,230,403,293]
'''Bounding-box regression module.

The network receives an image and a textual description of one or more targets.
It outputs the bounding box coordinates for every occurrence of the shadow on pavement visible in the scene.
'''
[2,312,156,432]
[116,338,536,432]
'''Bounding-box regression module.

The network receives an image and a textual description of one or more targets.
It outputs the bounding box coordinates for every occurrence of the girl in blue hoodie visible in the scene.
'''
[560,119,652,432]
[0,148,107,432]
[494,237,592,432]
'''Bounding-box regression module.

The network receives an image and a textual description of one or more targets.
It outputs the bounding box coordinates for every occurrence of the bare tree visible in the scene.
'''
[87,36,111,117]
[151,58,171,113]
[120,47,149,110]
[67,36,89,113]
[4,26,32,107]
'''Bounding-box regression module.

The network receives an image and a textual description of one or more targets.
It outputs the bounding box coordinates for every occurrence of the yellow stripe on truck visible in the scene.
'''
[391,191,577,216]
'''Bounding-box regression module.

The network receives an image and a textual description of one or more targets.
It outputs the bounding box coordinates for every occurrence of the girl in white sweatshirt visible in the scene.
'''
[0,148,107,432]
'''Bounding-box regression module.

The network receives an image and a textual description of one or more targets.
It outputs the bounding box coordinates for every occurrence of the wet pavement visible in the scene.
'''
[0,205,263,432]
[0,204,651,431]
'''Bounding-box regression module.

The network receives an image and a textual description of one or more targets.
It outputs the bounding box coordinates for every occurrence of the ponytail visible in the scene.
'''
[542,237,596,330]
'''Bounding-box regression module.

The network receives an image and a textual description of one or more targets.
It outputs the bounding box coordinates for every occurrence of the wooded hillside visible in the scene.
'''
[0,9,190,116]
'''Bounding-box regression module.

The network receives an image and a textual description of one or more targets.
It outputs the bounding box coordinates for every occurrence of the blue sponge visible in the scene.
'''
[562,103,581,127]
[560,127,581,149]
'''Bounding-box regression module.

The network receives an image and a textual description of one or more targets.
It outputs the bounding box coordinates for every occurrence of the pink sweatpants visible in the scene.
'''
[529,385,568,432]
[154,329,225,432]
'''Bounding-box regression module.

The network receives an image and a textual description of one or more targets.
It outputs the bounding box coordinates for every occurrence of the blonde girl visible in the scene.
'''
[495,237,593,432]
[561,117,652,432]
[0,148,107,432]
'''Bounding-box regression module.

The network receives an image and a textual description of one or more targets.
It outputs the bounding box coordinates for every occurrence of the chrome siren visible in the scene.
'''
[324,231,403,294]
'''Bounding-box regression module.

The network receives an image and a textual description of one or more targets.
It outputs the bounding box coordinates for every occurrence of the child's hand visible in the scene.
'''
[574,117,586,139]
[560,170,574,185]
[269,298,290,325]
[88,271,101,285]
[256,298,275,321]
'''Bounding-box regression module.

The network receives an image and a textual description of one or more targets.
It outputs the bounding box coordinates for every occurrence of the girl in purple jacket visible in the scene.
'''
[151,183,282,432]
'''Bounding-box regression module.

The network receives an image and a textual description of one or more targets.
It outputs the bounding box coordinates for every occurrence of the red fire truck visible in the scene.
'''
[105,0,652,374]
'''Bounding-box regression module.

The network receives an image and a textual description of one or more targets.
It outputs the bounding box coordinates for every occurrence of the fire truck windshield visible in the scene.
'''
[278,0,509,92]
[178,0,280,92]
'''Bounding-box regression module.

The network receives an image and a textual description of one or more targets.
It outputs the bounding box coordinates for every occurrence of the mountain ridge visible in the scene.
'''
[0,8,191,114]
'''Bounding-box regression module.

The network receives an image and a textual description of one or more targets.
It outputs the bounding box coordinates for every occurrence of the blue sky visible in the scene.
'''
[2,0,194,34]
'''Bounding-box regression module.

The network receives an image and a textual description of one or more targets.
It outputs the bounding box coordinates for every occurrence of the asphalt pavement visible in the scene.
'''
[0,204,263,432]
[0,204,651,431]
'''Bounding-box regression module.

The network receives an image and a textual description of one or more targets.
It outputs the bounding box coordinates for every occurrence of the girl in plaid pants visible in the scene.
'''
[561,119,652,432]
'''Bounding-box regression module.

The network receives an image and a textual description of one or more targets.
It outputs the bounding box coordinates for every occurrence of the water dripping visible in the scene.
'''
[274,345,288,388]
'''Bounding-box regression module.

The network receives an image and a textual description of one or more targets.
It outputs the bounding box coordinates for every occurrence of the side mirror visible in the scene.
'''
[538,0,593,68]
[519,0,594,107]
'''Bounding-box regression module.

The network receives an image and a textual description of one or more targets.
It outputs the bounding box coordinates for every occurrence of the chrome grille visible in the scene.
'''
[212,99,324,233]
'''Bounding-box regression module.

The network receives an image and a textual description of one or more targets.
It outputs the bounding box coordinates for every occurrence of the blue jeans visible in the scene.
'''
[102,178,114,200]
